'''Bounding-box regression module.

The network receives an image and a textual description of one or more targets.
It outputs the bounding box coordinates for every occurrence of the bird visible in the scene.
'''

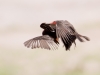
[24,20,90,51]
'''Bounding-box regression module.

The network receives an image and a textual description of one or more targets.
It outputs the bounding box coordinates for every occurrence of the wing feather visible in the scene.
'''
[49,20,77,50]
[50,20,75,43]
[24,35,58,50]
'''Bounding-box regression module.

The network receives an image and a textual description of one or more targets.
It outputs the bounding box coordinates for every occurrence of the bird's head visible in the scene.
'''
[40,22,55,32]
[40,23,46,29]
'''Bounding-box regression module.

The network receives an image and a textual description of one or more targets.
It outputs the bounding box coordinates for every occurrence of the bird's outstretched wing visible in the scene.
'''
[49,20,90,50]
[57,20,90,42]
[24,35,58,50]
[50,20,76,44]
[50,20,90,42]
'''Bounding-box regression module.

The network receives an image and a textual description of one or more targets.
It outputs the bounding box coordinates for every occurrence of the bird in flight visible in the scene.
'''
[24,20,90,51]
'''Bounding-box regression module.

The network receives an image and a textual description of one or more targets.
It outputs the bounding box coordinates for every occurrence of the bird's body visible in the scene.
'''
[24,20,90,51]
[42,29,59,44]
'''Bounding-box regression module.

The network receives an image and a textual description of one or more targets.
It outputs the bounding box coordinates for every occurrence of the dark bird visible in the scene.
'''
[24,20,90,51]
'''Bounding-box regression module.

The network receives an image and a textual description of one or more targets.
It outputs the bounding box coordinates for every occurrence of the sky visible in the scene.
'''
[0,0,100,28]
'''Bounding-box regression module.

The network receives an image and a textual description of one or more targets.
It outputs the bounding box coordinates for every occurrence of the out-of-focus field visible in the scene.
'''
[0,0,100,75]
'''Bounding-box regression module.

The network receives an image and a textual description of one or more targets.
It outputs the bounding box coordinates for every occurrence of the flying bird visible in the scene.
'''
[24,20,90,51]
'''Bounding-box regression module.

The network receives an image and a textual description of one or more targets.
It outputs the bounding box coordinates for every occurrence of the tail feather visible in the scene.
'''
[81,36,90,41]
[76,35,84,42]
[75,33,90,42]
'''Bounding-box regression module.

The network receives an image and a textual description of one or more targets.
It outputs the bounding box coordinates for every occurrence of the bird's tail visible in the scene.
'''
[75,33,90,42]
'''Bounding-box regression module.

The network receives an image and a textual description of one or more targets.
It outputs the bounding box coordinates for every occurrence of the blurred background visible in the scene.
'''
[0,0,100,75]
